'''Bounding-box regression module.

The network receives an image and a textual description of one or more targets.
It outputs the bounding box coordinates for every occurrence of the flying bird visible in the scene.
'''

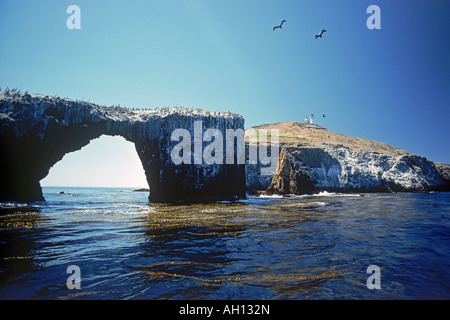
[273,20,286,31]
[323,114,327,118]
[315,29,327,39]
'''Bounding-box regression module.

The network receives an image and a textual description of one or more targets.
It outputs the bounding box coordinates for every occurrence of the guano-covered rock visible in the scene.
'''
[0,90,246,203]
[246,122,447,195]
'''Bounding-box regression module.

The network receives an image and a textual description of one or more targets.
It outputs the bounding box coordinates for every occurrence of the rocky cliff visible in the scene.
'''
[265,149,314,195]
[435,163,450,190]
[0,90,246,203]
[246,122,447,194]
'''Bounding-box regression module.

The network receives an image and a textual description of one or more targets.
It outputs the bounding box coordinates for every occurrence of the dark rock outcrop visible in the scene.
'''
[266,149,314,195]
[0,90,246,203]
[435,163,450,190]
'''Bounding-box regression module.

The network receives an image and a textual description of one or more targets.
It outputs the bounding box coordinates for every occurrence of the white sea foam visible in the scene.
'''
[312,191,362,197]
[310,201,327,206]
[259,194,283,199]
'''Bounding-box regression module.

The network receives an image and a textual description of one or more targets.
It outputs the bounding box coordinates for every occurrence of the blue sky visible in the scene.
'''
[0,0,449,187]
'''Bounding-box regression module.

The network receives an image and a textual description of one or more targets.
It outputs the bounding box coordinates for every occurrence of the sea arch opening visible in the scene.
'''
[40,135,148,190]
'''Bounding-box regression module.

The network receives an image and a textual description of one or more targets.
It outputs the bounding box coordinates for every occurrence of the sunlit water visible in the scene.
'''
[1,187,449,299]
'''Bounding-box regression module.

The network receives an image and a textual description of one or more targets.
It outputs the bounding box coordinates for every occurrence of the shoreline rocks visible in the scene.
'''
[1,92,448,203]
[0,89,246,203]
[266,149,315,195]
[246,122,448,195]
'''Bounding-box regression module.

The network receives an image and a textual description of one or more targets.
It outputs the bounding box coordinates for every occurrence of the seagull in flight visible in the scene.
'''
[315,29,327,39]
[323,114,327,118]
[273,20,286,31]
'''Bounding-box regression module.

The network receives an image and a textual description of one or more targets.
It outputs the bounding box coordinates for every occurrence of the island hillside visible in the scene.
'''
[245,122,448,195]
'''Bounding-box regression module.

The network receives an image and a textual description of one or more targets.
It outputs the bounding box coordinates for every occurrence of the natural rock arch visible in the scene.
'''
[0,90,246,203]
[40,134,147,188]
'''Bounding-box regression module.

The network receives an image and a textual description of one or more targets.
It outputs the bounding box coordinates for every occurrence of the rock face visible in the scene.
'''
[246,122,447,194]
[435,163,450,190]
[286,146,445,193]
[0,90,246,203]
[266,149,314,195]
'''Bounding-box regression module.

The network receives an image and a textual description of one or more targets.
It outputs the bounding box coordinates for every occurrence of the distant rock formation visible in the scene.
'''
[0,90,246,203]
[435,163,450,190]
[266,149,314,195]
[246,122,447,195]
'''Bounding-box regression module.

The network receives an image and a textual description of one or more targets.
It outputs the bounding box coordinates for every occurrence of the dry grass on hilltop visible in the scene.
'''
[245,121,409,156]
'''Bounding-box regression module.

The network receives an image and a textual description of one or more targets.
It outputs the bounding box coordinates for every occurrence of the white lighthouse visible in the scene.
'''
[310,113,314,124]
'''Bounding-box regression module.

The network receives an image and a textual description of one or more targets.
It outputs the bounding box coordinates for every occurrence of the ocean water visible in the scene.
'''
[0,187,449,300]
